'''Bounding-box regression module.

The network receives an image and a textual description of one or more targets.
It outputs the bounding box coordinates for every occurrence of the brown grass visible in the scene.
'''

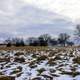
[0,46,79,51]
[0,46,49,51]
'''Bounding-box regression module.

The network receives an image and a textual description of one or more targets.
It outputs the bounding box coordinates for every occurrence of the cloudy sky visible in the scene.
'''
[0,0,79,40]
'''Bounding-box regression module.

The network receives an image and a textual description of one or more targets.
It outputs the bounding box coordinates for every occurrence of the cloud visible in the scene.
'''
[24,0,80,21]
[0,0,75,40]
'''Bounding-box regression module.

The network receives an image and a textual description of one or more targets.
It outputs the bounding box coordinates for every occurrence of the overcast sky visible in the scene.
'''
[0,0,79,40]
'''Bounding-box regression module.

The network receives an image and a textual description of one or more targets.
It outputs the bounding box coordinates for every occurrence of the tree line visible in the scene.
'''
[4,24,80,47]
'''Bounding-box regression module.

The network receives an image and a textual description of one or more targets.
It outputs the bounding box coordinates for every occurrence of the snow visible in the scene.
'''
[0,48,80,80]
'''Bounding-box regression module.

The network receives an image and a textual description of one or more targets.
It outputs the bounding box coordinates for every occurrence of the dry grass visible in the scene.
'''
[0,75,15,80]
[0,46,49,51]
[0,46,79,51]
[0,46,80,80]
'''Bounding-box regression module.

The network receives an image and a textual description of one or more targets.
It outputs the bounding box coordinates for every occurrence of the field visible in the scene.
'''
[0,46,80,80]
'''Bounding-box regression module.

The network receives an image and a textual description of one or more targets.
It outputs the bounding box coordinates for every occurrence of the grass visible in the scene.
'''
[0,46,49,51]
[0,75,15,80]
[0,46,79,51]
[0,46,80,80]
[37,68,46,75]
[73,57,80,64]
[61,70,80,77]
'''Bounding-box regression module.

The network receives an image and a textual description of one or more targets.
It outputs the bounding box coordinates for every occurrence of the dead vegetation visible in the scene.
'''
[0,46,80,80]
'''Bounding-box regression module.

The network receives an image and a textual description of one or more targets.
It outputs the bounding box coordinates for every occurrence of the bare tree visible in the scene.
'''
[28,37,39,46]
[4,37,25,47]
[38,34,51,46]
[74,24,80,44]
[4,38,12,47]
[58,33,70,46]
[39,34,51,41]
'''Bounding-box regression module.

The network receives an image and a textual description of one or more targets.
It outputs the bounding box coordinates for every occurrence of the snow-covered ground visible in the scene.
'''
[0,48,80,80]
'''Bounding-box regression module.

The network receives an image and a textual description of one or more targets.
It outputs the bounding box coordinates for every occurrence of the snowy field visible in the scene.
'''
[0,47,80,80]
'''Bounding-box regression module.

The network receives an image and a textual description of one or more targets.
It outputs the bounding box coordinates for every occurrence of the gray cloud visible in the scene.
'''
[0,0,75,40]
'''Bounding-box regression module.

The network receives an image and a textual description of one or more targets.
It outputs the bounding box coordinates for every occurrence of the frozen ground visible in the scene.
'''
[0,48,80,80]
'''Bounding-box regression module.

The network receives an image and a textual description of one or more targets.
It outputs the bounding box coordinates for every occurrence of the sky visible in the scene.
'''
[0,0,79,40]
